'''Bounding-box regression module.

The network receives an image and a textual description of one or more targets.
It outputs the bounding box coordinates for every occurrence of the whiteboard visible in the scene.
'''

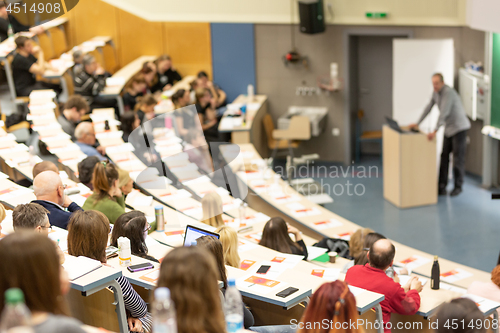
[393,39,454,171]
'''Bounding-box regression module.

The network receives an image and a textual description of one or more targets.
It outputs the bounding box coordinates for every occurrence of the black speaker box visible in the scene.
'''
[298,0,325,34]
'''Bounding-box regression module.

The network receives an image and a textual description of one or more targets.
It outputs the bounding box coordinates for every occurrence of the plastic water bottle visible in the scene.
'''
[0,288,32,332]
[152,287,177,333]
[7,24,13,39]
[224,278,243,333]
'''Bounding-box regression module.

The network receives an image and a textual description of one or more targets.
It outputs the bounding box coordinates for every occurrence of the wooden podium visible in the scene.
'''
[383,125,437,208]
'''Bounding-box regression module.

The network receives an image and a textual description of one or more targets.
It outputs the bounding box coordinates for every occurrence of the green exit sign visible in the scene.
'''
[366,12,388,18]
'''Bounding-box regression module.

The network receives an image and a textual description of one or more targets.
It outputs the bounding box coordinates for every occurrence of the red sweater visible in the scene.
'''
[345,264,421,332]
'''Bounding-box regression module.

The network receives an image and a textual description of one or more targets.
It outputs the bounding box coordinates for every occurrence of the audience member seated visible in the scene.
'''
[215,225,240,268]
[196,236,255,329]
[259,217,308,260]
[77,156,100,190]
[0,1,44,42]
[32,160,58,179]
[57,95,89,141]
[72,50,83,75]
[82,160,125,224]
[351,233,408,282]
[195,87,220,143]
[12,203,65,264]
[434,298,485,333]
[74,54,117,112]
[74,122,106,160]
[0,232,86,333]
[12,202,50,234]
[118,168,134,196]
[297,281,363,333]
[183,129,213,174]
[141,61,157,93]
[120,111,140,142]
[123,74,147,111]
[157,246,226,333]
[341,230,380,273]
[196,71,227,108]
[201,191,224,227]
[135,94,157,123]
[345,239,422,333]
[32,171,83,229]
[67,210,152,332]
[110,211,158,263]
[152,55,182,92]
[12,36,60,97]
[172,89,196,138]
[349,227,374,259]
[468,265,500,315]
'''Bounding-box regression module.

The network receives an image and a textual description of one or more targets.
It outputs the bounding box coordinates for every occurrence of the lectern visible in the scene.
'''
[383,125,437,208]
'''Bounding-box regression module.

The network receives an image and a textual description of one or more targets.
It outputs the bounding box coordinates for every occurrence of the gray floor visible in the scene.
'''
[300,156,499,273]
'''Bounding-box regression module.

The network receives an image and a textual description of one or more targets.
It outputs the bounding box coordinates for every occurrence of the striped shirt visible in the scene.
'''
[116,276,152,333]
[74,70,106,104]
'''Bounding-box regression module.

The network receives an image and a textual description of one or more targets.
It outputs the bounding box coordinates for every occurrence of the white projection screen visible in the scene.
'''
[393,38,454,170]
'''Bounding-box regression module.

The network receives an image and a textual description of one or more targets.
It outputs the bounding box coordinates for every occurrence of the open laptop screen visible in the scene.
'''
[183,225,220,246]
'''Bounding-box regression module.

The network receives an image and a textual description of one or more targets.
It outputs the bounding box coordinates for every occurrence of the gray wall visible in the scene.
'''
[255,24,485,174]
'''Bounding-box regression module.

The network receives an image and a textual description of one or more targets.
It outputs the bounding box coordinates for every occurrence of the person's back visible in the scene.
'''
[33,314,85,333]
[345,239,421,332]
[467,265,500,316]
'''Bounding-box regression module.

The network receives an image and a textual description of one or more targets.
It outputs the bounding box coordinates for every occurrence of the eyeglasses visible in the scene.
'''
[41,225,52,231]
[144,223,151,233]
[58,184,67,191]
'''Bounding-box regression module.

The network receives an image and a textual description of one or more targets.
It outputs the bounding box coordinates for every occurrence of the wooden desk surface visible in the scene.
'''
[218,95,267,133]
[100,56,156,96]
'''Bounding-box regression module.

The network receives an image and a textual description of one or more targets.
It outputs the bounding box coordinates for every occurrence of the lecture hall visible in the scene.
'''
[0,1,499,333]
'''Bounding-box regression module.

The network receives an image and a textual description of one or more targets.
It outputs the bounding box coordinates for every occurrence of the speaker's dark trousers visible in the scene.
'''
[438,130,467,191]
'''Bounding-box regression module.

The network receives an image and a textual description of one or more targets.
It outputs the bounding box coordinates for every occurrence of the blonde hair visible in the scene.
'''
[117,168,131,188]
[349,228,374,259]
[201,192,223,227]
[215,225,240,268]
[0,203,6,223]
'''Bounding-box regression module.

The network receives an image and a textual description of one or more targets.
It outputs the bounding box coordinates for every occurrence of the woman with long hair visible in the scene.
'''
[110,211,158,263]
[172,88,196,139]
[157,246,226,333]
[152,55,182,92]
[82,160,125,224]
[0,231,86,332]
[297,281,362,333]
[349,228,374,259]
[123,73,147,111]
[215,225,241,268]
[201,191,224,227]
[68,210,152,332]
[259,217,308,260]
[196,235,254,329]
[134,94,157,124]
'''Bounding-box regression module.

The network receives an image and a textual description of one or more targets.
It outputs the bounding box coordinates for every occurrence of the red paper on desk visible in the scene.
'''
[165,230,184,236]
[441,270,459,278]
[311,269,325,278]
[400,257,418,264]
[271,256,286,263]
[245,276,280,288]
[0,187,17,195]
[240,260,256,271]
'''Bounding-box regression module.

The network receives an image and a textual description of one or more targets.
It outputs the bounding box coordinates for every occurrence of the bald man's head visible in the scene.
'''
[33,171,63,202]
[75,122,96,145]
[32,161,58,179]
[369,239,395,270]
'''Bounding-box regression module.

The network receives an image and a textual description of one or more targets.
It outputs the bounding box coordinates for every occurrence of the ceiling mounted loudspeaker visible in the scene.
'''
[298,0,325,34]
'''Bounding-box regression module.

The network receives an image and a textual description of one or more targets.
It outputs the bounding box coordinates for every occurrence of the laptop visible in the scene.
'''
[385,117,417,134]
[183,225,220,246]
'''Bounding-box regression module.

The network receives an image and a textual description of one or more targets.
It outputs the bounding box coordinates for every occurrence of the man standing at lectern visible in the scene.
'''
[409,73,470,197]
